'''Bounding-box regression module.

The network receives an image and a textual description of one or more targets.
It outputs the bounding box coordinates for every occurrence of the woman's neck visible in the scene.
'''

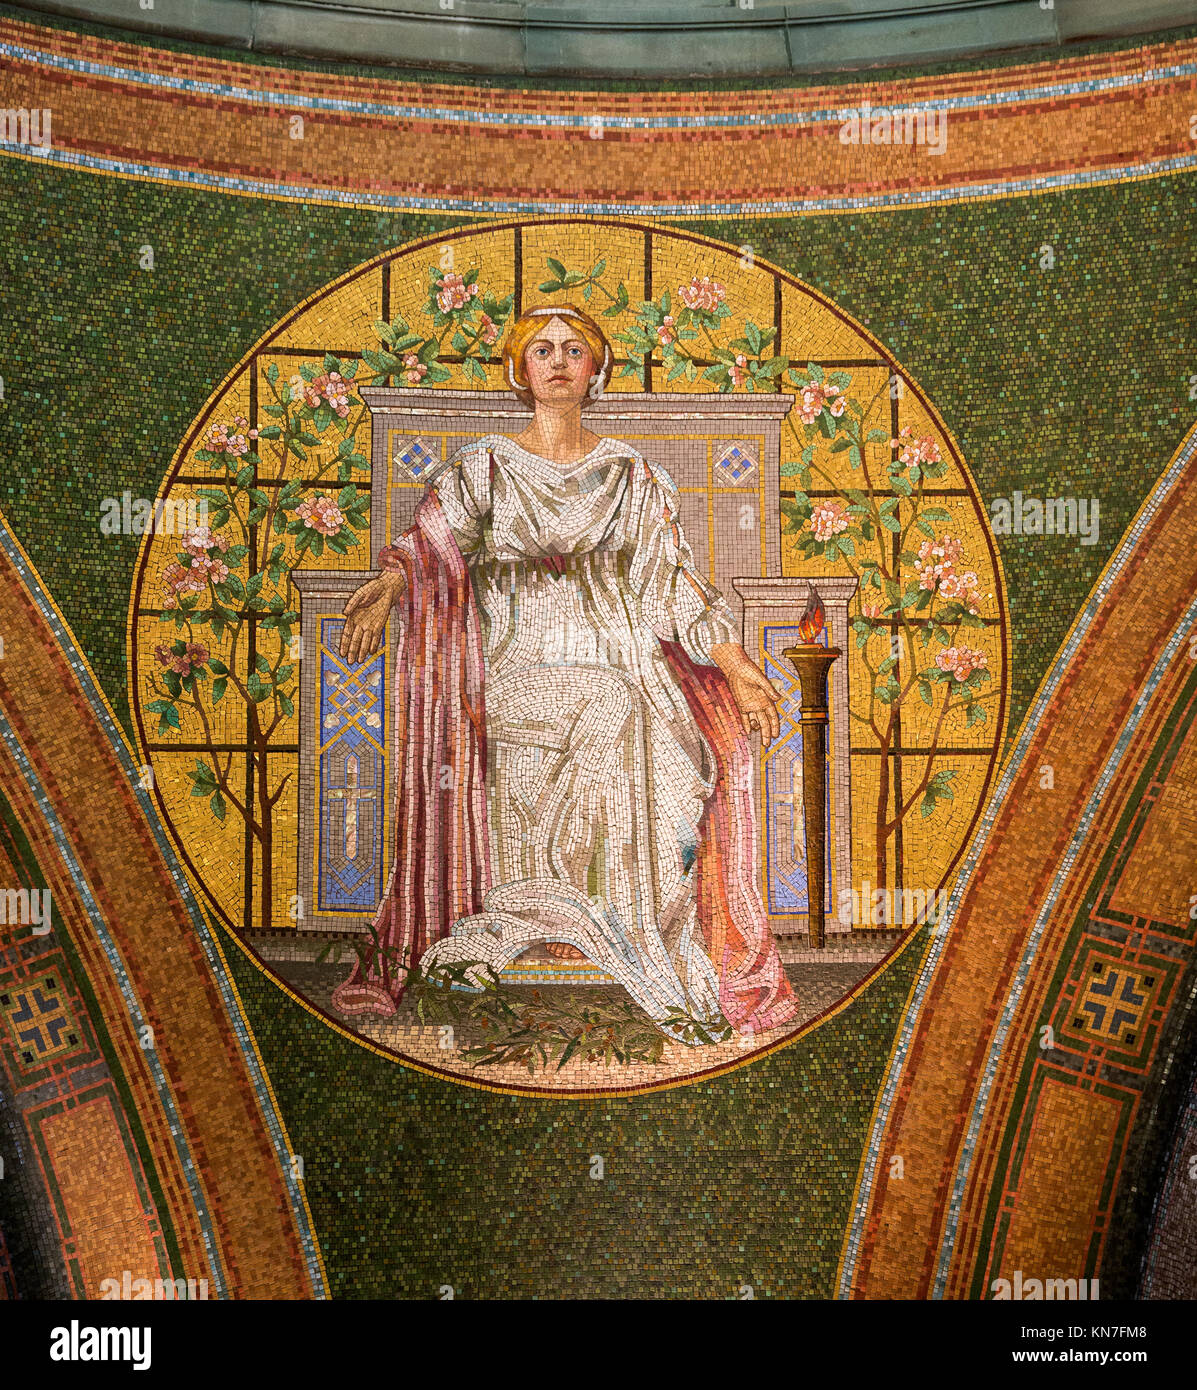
[511,404,601,465]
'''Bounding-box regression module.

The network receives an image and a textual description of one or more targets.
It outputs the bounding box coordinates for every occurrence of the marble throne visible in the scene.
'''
[292,387,856,946]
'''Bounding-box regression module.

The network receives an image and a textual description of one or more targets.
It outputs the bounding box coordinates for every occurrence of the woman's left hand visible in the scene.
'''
[710,644,784,745]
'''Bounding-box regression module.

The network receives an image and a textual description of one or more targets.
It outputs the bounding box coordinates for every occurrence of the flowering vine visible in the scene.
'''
[143,263,515,926]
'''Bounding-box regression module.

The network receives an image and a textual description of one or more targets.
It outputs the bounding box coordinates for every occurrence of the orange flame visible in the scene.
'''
[798,587,826,644]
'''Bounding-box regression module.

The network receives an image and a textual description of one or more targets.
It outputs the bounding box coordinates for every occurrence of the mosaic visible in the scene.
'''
[126,221,1006,1092]
[0,5,1194,1313]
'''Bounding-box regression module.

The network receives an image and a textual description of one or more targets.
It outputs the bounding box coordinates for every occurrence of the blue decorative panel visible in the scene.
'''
[317,616,386,914]
[713,440,758,484]
[761,623,832,917]
[394,436,439,480]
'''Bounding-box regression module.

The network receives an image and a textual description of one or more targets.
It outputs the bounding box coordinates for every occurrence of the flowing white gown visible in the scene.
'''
[417,434,741,1032]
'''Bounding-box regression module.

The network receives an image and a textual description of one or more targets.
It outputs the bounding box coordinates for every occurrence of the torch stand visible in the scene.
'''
[781,643,841,949]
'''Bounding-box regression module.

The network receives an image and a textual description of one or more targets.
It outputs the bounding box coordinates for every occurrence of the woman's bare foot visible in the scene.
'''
[545,941,586,961]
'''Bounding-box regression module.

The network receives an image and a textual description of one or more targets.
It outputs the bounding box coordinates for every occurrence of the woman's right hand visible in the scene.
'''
[339,573,405,664]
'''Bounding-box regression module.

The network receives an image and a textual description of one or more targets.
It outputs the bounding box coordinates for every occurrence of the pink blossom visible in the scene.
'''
[678,276,726,313]
[181,527,230,559]
[289,371,355,418]
[436,272,479,314]
[810,500,850,542]
[193,555,229,586]
[153,641,209,678]
[729,353,748,388]
[657,314,676,347]
[161,558,209,608]
[797,386,824,425]
[938,568,984,614]
[295,494,345,536]
[479,313,500,346]
[797,382,845,425]
[915,534,967,591]
[935,646,988,682]
[862,601,883,620]
[891,425,942,468]
[203,419,253,455]
[402,353,428,386]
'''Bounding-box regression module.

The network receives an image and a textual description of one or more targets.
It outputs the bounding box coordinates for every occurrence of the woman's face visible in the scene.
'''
[522,316,596,406]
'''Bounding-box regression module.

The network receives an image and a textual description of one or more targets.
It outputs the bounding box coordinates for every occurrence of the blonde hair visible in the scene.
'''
[501,305,613,409]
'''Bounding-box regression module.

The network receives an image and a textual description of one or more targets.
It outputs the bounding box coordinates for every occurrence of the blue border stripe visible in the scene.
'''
[1,139,1194,215]
[3,39,1195,130]
[0,518,327,1300]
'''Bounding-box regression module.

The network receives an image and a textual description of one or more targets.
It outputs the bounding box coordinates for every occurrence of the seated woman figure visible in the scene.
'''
[332,303,797,1041]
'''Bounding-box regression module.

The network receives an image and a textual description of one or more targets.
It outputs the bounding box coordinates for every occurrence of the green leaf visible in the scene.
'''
[756,355,789,377]
[919,680,933,706]
[212,677,227,704]
[209,791,226,822]
[546,256,567,281]
[362,348,400,377]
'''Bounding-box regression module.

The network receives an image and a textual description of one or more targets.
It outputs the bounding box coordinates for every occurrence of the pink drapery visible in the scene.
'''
[331,481,797,1035]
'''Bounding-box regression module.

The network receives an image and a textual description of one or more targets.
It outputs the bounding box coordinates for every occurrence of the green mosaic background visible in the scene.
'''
[0,141,1193,1295]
